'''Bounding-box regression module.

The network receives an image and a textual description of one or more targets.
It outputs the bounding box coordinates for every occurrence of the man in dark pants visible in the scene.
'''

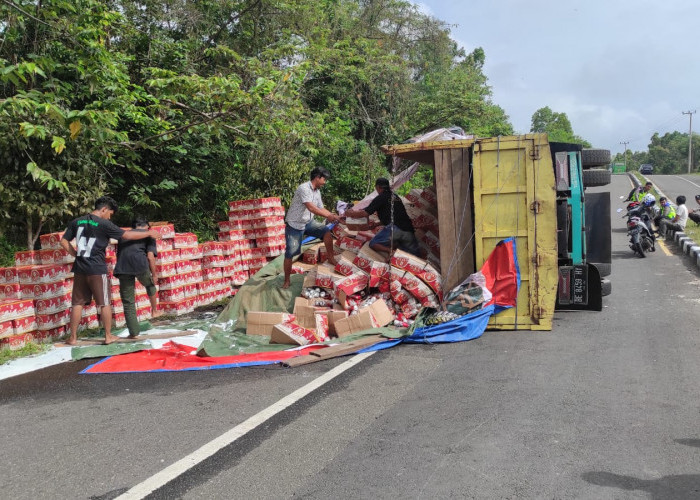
[61,197,161,345]
[344,177,422,257]
[114,216,162,339]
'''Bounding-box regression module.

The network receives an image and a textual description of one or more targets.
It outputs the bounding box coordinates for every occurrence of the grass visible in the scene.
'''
[0,342,50,366]
[684,221,700,242]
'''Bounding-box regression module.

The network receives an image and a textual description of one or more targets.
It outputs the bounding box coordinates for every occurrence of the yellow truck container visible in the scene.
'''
[381,133,610,331]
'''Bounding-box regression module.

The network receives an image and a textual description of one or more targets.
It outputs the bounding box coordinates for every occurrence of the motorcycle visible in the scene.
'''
[622,202,656,257]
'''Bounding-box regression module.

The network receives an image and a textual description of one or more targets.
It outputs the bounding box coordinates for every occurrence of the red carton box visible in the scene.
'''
[35,309,71,330]
[15,251,39,267]
[156,238,174,252]
[200,241,224,256]
[155,261,178,277]
[156,249,181,265]
[18,264,69,284]
[0,298,35,321]
[270,322,318,346]
[0,320,13,336]
[38,248,75,265]
[39,231,66,250]
[151,224,175,239]
[34,293,72,315]
[0,332,33,350]
[13,315,38,334]
[173,232,198,249]
[0,267,18,285]
[159,286,185,303]
[0,283,21,300]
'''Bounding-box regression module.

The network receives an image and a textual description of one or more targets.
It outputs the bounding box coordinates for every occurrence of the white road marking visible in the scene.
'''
[116,351,376,500]
[676,176,700,189]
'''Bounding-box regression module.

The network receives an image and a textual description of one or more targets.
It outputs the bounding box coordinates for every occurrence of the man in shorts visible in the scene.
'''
[113,216,162,339]
[283,167,339,289]
[344,177,422,258]
[60,196,161,345]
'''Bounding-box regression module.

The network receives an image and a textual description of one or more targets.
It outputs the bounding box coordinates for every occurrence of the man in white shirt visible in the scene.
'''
[658,195,688,237]
[283,167,339,288]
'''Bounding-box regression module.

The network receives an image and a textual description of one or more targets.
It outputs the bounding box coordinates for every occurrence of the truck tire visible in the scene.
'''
[601,278,611,296]
[583,169,611,187]
[582,148,611,167]
[592,262,611,277]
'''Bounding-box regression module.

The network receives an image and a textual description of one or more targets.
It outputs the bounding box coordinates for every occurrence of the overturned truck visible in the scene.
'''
[381,133,612,331]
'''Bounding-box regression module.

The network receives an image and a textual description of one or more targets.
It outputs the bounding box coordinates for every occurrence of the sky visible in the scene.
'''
[416,0,700,156]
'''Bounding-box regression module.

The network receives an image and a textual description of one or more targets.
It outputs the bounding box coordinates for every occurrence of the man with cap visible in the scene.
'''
[344,178,422,258]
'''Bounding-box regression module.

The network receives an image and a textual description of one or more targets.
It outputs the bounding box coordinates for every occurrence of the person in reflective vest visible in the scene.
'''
[653,196,676,229]
[626,181,653,202]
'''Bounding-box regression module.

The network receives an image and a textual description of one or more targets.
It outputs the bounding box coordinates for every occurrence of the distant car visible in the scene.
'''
[639,164,653,174]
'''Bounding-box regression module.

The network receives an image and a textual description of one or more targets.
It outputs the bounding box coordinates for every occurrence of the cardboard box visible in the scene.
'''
[326,310,349,337]
[270,322,318,346]
[150,223,175,239]
[333,299,394,337]
[156,249,181,265]
[0,267,18,285]
[315,264,346,289]
[0,283,21,300]
[173,232,198,249]
[302,243,324,265]
[156,238,174,252]
[21,280,71,300]
[344,216,369,231]
[35,309,71,330]
[15,251,39,267]
[291,261,315,275]
[335,236,364,253]
[13,315,38,334]
[353,243,390,287]
[334,272,370,296]
[34,293,72,315]
[39,231,66,250]
[246,311,296,336]
[390,249,443,298]
[38,249,75,265]
[0,320,14,337]
[0,332,33,350]
[334,251,364,277]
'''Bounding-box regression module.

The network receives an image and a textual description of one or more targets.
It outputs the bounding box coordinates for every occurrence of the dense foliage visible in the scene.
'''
[530,106,591,147]
[0,0,513,249]
[612,131,700,174]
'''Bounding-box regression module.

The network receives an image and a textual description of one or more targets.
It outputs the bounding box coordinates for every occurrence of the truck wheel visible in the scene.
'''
[583,169,611,187]
[601,278,611,296]
[582,149,611,167]
[591,262,610,277]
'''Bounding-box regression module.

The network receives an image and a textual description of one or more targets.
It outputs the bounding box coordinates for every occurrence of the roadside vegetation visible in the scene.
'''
[0,342,50,366]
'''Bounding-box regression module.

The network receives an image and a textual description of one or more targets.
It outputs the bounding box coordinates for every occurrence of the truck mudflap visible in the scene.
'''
[555,264,602,311]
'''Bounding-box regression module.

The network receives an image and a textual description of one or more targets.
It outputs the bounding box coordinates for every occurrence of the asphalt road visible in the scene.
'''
[1,174,700,499]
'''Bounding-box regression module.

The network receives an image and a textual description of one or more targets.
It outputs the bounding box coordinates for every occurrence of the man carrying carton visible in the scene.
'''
[344,178,422,258]
[60,196,162,345]
[283,167,340,289]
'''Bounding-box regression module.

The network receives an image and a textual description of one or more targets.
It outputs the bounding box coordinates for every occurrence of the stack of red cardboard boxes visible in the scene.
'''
[153,224,233,316]
[244,187,444,346]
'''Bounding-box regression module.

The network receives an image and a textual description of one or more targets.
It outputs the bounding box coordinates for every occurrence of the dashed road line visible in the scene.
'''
[115,351,376,500]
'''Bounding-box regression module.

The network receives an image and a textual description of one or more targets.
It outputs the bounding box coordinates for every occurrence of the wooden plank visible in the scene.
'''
[435,149,458,291]
[282,335,385,367]
[450,148,474,283]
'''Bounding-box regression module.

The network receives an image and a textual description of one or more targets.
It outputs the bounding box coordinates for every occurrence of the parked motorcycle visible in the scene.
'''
[623,201,656,257]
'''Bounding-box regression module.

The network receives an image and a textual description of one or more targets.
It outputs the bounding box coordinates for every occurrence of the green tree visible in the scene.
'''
[530,106,591,146]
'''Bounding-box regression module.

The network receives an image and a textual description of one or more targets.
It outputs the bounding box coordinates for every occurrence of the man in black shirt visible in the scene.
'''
[114,216,161,339]
[61,196,161,345]
[344,178,422,257]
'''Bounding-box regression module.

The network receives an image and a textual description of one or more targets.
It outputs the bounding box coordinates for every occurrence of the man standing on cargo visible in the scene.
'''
[344,178,422,258]
[114,216,162,339]
[60,196,162,345]
[282,167,339,289]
